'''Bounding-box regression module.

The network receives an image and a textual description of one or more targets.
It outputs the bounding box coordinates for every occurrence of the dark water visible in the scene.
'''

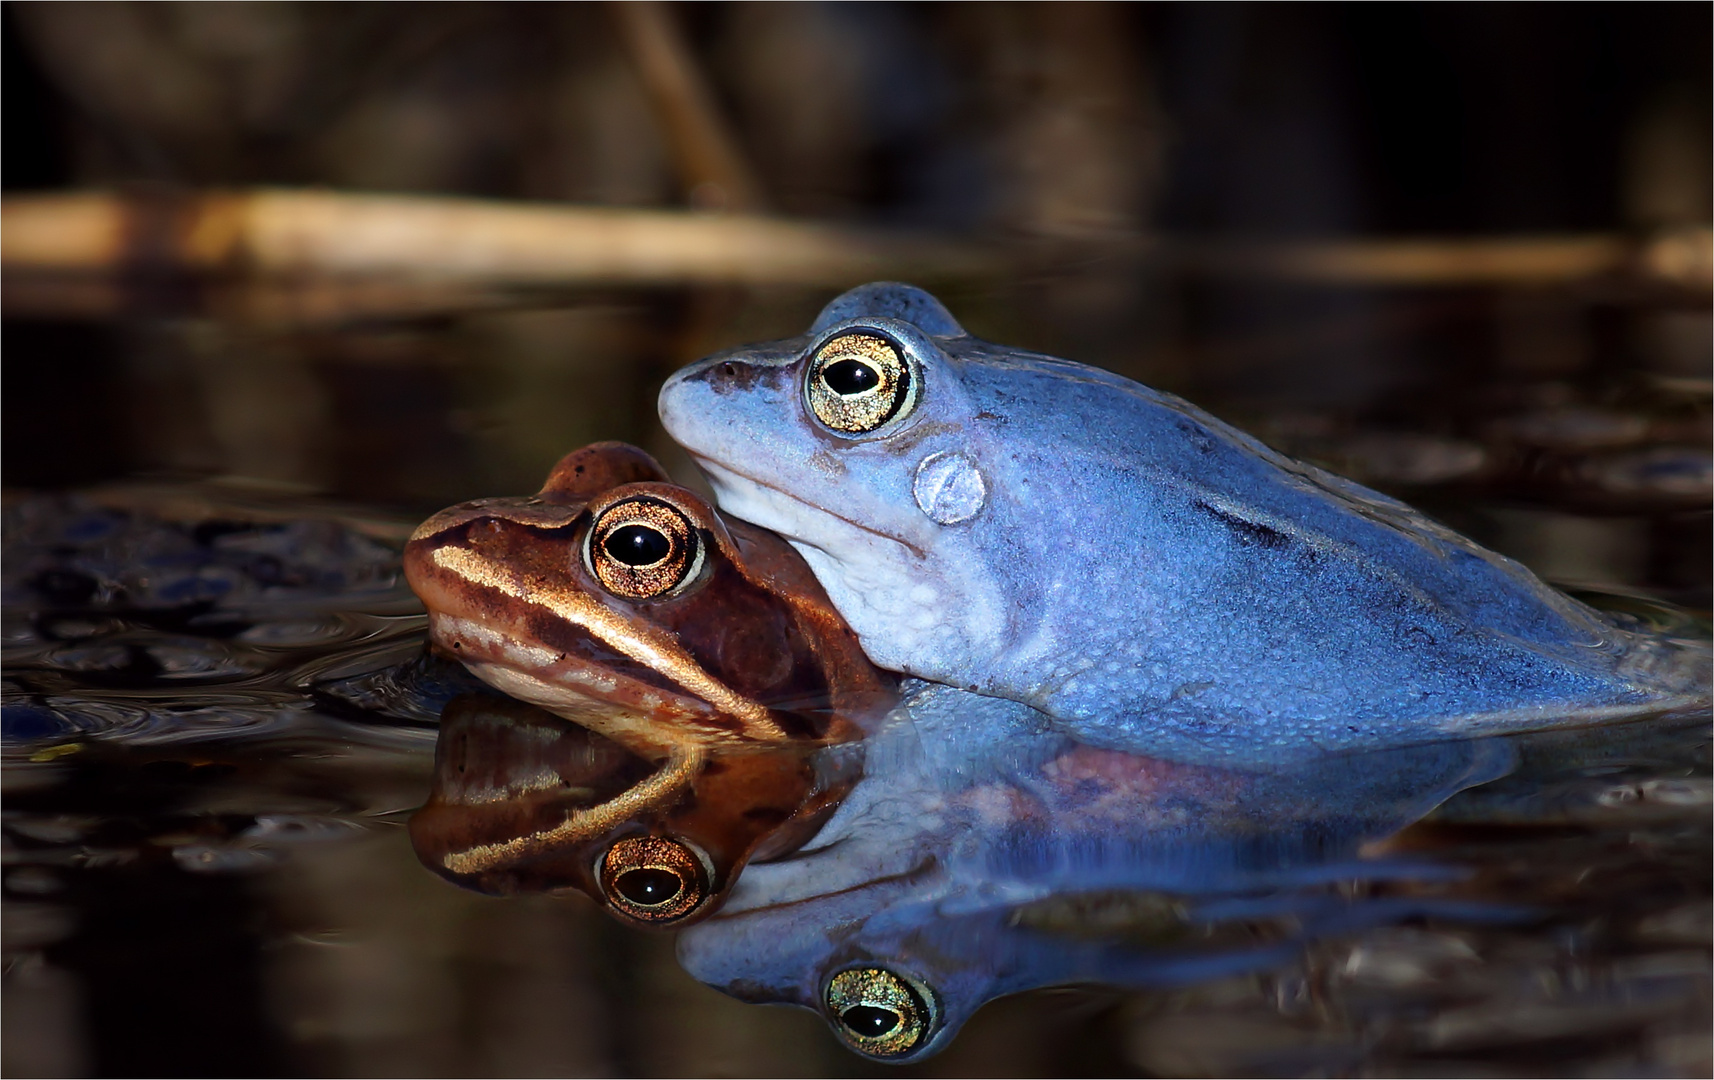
[2,478,1708,1078]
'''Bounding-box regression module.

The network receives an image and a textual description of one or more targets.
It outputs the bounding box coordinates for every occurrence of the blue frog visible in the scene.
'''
[678,681,1513,1061]
[659,283,1708,768]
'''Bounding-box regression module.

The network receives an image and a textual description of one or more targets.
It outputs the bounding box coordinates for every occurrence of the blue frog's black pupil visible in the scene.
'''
[615,867,683,906]
[604,525,671,566]
[842,1005,901,1038]
[823,358,880,396]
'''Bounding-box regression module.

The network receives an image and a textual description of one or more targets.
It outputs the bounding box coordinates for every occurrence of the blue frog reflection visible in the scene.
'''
[411,681,1522,1062]
[676,683,1515,1061]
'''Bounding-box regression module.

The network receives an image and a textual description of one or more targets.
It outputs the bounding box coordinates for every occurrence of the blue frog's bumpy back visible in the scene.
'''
[939,342,1709,764]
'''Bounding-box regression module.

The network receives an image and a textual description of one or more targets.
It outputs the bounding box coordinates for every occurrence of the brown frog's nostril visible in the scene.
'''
[721,362,737,377]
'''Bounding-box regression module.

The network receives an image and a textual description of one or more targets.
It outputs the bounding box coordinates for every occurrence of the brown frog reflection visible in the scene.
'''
[403,442,895,924]
[410,694,854,925]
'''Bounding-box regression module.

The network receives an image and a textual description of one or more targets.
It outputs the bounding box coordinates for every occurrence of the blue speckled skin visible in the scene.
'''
[659,284,1708,768]
[677,682,1513,1061]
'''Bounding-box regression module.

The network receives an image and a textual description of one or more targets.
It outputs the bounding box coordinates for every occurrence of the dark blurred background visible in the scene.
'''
[4,2,1708,502]
[7,3,1710,594]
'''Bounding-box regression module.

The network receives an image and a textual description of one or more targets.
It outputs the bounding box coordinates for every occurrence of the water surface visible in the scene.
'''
[2,483,1707,1077]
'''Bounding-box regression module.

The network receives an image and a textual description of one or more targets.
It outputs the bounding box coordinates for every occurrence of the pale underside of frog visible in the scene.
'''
[403,442,894,924]
[678,682,1512,1061]
[659,283,1710,768]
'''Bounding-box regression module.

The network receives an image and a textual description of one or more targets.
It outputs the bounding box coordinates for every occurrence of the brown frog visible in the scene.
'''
[409,693,853,924]
[403,442,894,924]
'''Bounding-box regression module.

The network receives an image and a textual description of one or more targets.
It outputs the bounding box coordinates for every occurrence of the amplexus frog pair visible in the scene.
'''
[408,281,1704,859]
[403,442,893,925]
[405,283,1706,1059]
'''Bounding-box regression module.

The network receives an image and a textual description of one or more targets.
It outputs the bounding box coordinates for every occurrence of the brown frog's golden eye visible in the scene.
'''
[825,966,938,1058]
[587,497,704,600]
[806,333,917,435]
[598,836,712,924]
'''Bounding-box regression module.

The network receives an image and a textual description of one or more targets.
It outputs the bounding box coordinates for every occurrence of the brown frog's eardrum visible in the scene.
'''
[410,695,854,926]
[403,442,894,925]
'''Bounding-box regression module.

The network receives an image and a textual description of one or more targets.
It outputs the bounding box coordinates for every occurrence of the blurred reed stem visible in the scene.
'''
[608,1,768,213]
[2,189,1707,324]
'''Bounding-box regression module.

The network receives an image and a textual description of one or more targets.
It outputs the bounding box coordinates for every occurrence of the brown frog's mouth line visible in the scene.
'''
[419,543,788,739]
[687,453,927,559]
[425,610,793,747]
[438,739,707,876]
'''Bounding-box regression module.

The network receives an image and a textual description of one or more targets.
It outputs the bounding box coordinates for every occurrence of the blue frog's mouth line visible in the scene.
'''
[701,851,942,922]
[687,452,928,560]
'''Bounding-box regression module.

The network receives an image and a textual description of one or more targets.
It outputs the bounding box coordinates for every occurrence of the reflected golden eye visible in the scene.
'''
[587,497,703,600]
[825,966,937,1058]
[598,836,712,924]
[806,333,916,434]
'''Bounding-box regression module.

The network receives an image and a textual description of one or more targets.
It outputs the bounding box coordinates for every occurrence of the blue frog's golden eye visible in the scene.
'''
[824,966,938,1058]
[806,333,917,435]
[586,497,704,600]
[598,836,713,924]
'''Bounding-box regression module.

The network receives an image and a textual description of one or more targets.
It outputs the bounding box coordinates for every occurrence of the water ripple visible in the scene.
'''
[3,494,435,750]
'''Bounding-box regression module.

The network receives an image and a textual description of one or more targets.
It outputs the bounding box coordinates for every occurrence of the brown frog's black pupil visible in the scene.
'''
[615,867,683,906]
[841,1006,901,1038]
[605,524,671,566]
[823,358,880,396]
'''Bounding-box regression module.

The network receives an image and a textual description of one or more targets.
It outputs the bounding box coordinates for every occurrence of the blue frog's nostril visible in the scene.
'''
[695,358,770,394]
